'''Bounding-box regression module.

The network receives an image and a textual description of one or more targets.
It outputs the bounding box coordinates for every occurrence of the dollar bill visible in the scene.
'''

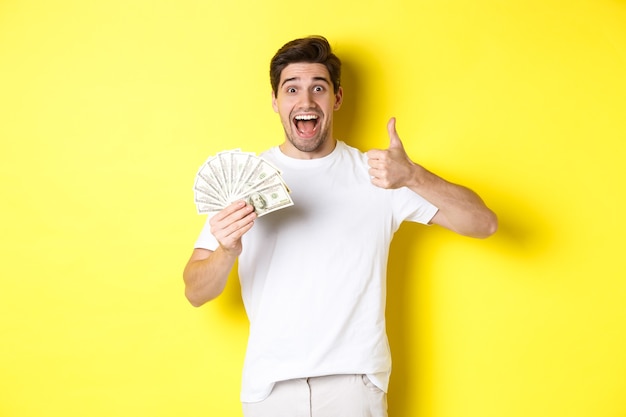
[230,152,257,197]
[237,182,294,217]
[194,175,227,205]
[195,201,226,214]
[193,149,293,216]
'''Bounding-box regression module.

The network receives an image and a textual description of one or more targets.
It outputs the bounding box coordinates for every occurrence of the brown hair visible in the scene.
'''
[270,35,341,95]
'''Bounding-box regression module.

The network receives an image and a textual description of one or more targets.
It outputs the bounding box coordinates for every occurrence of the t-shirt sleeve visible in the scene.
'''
[194,214,220,250]
[392,186,439,225]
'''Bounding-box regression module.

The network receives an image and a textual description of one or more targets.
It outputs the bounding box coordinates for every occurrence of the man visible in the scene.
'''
[183,36,497,417]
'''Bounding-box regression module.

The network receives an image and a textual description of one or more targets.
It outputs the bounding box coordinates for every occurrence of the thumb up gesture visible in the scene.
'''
[366,117,417,189]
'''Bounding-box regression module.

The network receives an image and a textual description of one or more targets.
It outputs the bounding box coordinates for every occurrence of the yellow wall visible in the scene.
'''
[1,1,625,416]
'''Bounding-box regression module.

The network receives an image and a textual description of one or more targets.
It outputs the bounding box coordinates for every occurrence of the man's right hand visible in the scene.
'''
[210,200,257,257]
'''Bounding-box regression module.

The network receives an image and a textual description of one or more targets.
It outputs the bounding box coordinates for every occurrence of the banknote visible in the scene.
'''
[237,182,294,217]
[193,149,293,216]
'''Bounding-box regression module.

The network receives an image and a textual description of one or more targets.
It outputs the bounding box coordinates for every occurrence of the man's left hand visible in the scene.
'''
[366,117,417,189]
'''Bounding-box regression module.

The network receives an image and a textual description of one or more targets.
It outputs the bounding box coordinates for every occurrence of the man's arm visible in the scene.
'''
[183,201,256,307]
[367,118,498,239]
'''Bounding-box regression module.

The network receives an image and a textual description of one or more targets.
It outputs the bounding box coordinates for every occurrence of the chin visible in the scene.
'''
[292,137,325,153]
[285,129,320,150]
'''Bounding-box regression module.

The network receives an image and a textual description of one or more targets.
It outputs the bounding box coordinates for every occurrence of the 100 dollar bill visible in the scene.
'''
[235,182,293,217]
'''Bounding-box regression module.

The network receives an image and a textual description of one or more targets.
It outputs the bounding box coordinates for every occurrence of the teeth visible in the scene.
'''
[294,115,318,121]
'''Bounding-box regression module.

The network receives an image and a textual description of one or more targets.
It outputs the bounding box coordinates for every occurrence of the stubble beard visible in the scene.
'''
[283,118,331,154]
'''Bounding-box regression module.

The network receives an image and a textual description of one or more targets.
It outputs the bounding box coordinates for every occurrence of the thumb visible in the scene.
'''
[387,117,404,150]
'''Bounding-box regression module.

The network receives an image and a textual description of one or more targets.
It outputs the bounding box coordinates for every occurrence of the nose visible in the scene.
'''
[298,90,315,109]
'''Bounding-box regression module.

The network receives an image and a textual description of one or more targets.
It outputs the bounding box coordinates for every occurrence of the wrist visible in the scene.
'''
[216,243,242,260]
[406,163,426,189]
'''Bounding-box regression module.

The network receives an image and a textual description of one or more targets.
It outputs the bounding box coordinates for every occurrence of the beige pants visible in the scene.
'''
[242,374,388,417]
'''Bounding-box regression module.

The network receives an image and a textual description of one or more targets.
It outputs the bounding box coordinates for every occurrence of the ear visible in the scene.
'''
[271,91,278,113]
[333,86,343,111]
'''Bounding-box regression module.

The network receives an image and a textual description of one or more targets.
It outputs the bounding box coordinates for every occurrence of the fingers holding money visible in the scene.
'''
[210,201,256,255]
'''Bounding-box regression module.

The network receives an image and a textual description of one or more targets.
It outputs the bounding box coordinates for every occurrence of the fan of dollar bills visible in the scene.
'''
[194,149,294,217]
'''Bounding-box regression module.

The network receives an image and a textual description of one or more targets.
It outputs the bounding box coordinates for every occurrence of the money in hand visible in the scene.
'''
[194,149,293,217]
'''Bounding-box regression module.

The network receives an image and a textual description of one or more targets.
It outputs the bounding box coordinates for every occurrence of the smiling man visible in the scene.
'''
[183,36,497,417]
[272,61,342,157]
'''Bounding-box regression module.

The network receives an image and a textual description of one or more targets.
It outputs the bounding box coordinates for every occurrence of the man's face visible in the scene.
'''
[272,63,343,159]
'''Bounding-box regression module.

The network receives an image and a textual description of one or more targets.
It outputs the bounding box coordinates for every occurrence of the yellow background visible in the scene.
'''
[1,0,625,416]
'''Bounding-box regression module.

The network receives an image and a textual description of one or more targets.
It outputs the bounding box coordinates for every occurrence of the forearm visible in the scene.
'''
[183,201,256,306]
[183,247,238,307]
[407,164,498,238]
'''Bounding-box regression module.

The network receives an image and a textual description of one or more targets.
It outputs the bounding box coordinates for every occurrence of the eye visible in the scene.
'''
[286,87,297,93]
[313,86,324,93]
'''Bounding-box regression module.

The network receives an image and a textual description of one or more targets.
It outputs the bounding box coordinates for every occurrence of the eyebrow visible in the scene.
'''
[280,76,331,88]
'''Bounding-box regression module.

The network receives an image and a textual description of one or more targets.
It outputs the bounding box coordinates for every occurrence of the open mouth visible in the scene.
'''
[293,114,319,137]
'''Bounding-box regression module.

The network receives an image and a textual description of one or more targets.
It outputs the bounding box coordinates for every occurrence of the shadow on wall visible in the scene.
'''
[333,42,387,150]
[385,186,553,414]
[386,221,431,415]
[333,56,359,146]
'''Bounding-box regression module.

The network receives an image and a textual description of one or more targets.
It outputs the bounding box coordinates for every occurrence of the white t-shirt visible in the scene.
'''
[195,141,438,402]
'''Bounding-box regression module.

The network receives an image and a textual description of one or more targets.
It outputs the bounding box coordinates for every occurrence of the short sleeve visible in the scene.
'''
[392,187,439,225]
[194,214,219,251]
